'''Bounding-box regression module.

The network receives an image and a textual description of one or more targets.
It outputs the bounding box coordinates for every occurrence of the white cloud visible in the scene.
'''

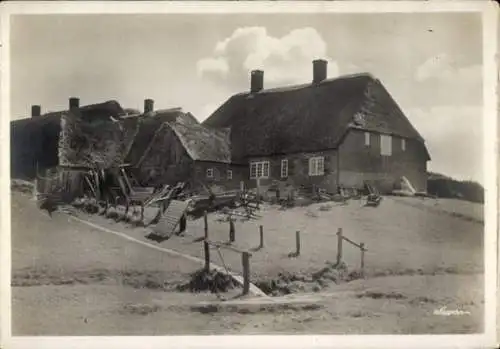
[407,105,483,184]
[197,26,340,89]
[415,53,481,83]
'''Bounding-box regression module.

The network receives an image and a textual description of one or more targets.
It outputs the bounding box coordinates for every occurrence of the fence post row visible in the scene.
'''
[204,210,208,239]
[360,242,365,277]
[296,230,301,256]
[242,251,250,295]
[336,228,343,265]
[229,218,235,243]
[204,241,210,271]
[259,225,264,248]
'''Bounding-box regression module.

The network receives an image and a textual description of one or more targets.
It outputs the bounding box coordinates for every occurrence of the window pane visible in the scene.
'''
[263,162,269,177]
[250,163,256,178]
[257,163,263,178]
[281,159,288,177]
[318,157,324,175]
[381,135,392,156]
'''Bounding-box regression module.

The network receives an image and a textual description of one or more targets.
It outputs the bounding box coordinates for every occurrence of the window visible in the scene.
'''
[281,159,288,178]
[227,169,233,180]
[380,135,392,156]
[250,161,270,179]
[308,156,325,176]
[206,168,214,178]
[364,132,370,146]
[401,138,406,151]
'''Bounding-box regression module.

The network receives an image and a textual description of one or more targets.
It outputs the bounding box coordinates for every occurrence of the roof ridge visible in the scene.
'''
[232,72,376,97]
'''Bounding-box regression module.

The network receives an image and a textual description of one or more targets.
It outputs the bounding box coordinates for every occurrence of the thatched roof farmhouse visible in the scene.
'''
[203,59,431,194]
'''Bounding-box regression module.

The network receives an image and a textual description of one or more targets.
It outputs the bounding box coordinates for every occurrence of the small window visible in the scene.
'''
[401,138,406,151]
[250,163,257,179]
[206,168,214,178]
[308,156,325,176]
[250,161,270,179]
[380,135,392,156]
[227,169,233,180]
[281,159,288,178]
[364,132,370,146]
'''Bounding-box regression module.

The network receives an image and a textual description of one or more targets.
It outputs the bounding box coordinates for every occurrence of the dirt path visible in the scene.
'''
[13,273,483,335]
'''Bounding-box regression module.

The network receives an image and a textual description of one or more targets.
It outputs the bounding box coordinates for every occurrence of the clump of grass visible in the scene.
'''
[177,268,236,293]
[410,296,437,305]
[318,204,333,212]
[305,210,319,218]
[355,291,407,300]
[123,303,161,315]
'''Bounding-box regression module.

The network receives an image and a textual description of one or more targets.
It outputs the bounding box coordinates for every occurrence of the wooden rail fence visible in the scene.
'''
[336,228,367,276]
[203,211,253,295]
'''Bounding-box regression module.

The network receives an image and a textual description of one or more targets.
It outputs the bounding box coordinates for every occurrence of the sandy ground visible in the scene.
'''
[10,191,485,335]
[75,195,484,280]
[13,274,483,335]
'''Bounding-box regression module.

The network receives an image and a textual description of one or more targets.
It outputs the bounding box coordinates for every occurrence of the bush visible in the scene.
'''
[427,172,484,203]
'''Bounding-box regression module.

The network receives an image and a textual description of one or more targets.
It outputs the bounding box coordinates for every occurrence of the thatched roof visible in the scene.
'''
[125,108,200,166]
[10,100,127,178]
[203,73,429,161]
[58,101,138,169]
[169,122,231,163]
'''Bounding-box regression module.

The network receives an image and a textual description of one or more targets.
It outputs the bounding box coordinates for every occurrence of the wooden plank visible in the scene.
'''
[152,200,191,238]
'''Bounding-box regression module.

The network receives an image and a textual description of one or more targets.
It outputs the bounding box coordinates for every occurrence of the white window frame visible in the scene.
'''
[364,132,370,146]
[250,161,270,179]
[308,156,325,176]
[281,159,288,178]
[401,138,406,151]
[206,168,214,178]
[227,169,233,180]
[380,134,392,156]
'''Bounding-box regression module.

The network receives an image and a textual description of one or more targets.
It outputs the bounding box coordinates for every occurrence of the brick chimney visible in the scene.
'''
[69,97,80,110]
[313,59,328,84]
[250,70,264,93]
[144,99,154,113]
[31,105,41,117]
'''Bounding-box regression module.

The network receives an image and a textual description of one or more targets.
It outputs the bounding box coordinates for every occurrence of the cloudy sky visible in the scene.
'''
[10,13,483,183]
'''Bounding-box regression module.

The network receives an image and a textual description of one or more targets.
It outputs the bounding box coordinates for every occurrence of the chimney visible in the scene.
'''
[144,99,154,113]
[69,97,80,110]
[250,70,264,93]
[313,59,328,84]
[31,105,41,117]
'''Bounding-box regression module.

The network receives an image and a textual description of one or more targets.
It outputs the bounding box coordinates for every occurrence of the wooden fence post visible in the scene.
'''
[242,251,250,295]
[360,242,365,277]
[336,228,343,265]
[296,230,301,256]
[259,225,264,248]
[204,211,208,239]
[229,218,235,243]
[204,241,210,272]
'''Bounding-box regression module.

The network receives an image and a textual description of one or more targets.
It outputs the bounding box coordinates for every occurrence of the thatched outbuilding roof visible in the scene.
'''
[203,73,430,161]
[58,101,138,169]
[169,122,231,163]
[10,100,128,178]
[125,108,200,166]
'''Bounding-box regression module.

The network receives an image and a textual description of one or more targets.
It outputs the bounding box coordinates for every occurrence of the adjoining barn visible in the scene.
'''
[135,119,245,192]
[10,98,127,180]
[203,59,431,194]
[123,100,200,185]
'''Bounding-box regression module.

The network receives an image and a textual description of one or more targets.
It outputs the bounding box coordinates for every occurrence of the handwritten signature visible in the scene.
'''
[433,306,471,316]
